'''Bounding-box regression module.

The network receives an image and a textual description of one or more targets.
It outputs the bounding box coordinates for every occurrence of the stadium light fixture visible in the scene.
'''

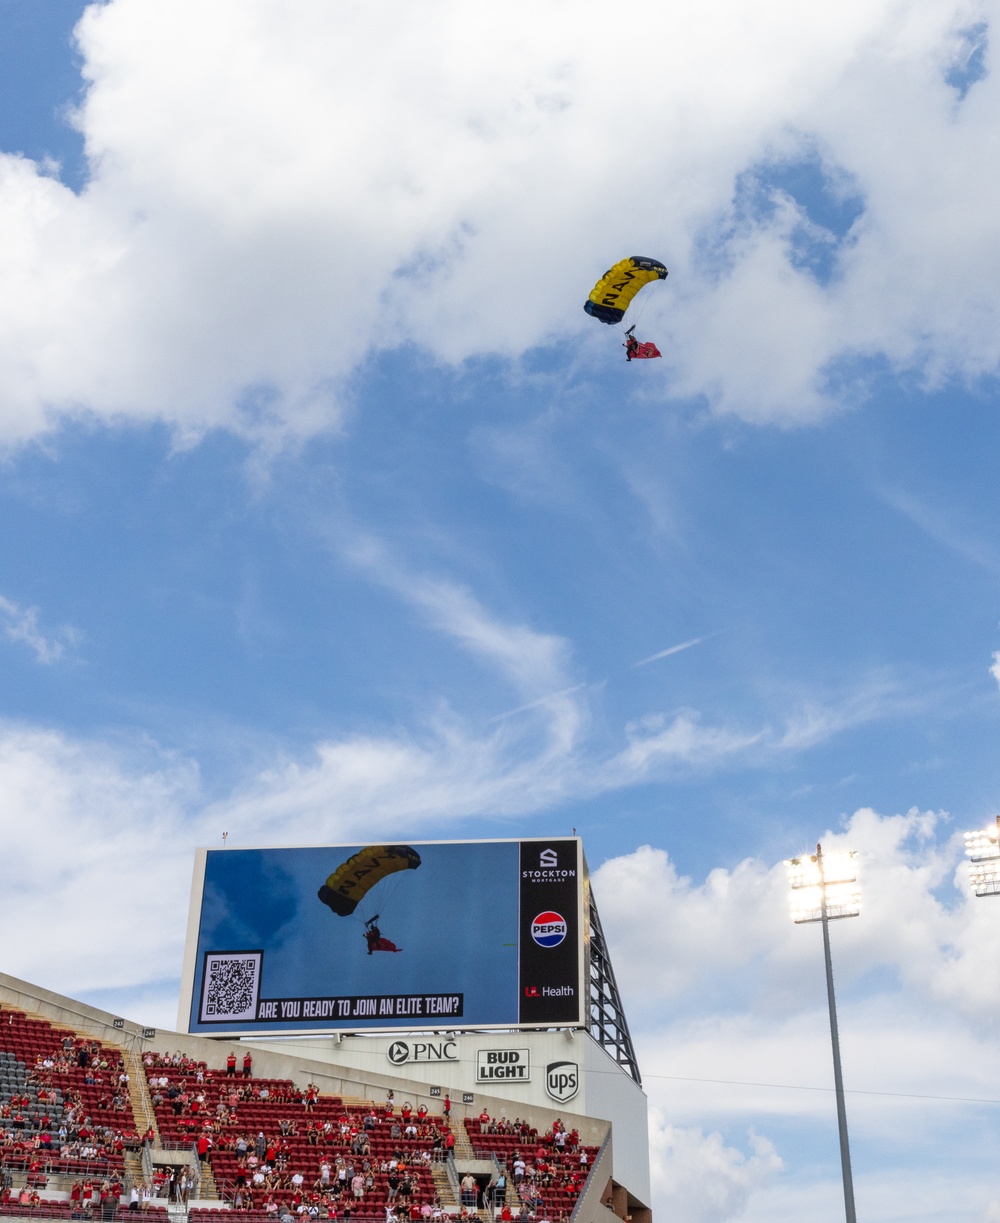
[964,816,1000,897]
[784,843,859,1223]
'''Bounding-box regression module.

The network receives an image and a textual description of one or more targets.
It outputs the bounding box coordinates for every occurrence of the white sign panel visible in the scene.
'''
[477,1048,531,1082]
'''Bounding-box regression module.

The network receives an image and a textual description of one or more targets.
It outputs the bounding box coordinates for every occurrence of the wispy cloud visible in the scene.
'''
[880,487,1000,575]
[337,533,576,702]
[487,684,590,723]
[634,632,725,668]
[0,595,79,665]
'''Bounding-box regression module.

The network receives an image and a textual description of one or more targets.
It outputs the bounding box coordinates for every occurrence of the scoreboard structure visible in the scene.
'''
[178,838,588,1036]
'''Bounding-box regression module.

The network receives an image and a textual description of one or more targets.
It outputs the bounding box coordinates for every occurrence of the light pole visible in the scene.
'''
[785,843,861,1223]
[964,816,1000,897]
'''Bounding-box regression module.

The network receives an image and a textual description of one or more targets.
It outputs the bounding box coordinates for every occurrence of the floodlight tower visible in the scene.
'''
[785,843,860,1223]
[964,816,1000,897]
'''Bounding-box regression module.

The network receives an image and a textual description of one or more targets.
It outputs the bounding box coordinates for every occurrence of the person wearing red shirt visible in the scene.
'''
[242,1053,253,1078]
[227,1053,237,1077]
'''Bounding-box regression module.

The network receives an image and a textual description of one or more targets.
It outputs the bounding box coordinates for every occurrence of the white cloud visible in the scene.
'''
[339,533,575,704]
[0,594,79,663]
[649,1120,782,1223]
[0,0,995,445]
[590,808,1000,1220]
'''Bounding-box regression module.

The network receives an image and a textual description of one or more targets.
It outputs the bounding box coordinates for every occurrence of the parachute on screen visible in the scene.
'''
[317,844,422,917]
[584,256,668,325]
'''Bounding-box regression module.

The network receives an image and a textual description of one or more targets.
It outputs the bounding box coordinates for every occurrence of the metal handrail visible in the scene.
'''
[0,1157,127,1181]
[566,1130,608,1223]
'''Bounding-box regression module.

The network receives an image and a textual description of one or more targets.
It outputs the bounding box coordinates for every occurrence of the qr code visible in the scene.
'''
[200,951,263,1023]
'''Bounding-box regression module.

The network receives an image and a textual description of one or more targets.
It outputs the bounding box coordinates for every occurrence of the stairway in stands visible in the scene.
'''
[124,1149,146,1189]
[428,1161,459,1212]
[127,1047,160,1144]
[195,1158,220,1201]
[451,1121,475,1161]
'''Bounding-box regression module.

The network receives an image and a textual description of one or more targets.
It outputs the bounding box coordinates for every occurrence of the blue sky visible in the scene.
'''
[2,1,1000,1220]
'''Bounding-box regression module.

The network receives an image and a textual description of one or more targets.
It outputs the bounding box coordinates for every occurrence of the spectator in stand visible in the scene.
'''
[242,1053,253,1078]
[442,1095,450,1119]
[227,1053,238,1077]
[350,1173,364,1202]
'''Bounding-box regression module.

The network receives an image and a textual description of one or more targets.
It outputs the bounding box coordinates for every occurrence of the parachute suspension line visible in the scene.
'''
[620,275,660,334]
[358,869,407,925]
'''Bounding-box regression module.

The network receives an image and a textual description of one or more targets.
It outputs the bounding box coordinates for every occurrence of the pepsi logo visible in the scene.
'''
[531,911,567,947]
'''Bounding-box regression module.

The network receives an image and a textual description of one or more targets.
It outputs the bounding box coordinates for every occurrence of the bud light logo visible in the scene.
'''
[531,911,567,948]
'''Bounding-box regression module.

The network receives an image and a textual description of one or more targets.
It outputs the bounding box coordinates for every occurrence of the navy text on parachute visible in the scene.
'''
[318,844,421,954]
[584,255,667,360]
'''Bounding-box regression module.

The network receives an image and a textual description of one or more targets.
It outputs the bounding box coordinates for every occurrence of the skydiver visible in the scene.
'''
[623,325,662,362]
[364,914,402,954]
[364,915,382,955]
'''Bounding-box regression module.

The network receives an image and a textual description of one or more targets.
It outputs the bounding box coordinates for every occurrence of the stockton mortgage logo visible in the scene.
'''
[531,911,567,948]
[539,848,558,868]
[387,1039,459,1066]
[545,1060,579,1103]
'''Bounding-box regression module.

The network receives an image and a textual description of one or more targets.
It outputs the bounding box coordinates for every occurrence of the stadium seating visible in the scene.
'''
[145,1057,450,1212]
[462,1120,596,1220]
[0,1006,139,1178]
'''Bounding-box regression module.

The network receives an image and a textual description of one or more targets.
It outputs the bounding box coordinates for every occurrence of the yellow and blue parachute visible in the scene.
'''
[584,256,668,325]
[318,844,421,917]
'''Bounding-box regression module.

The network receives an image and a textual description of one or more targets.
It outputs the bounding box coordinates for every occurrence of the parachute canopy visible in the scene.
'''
[584,256,668,325]
[318,844,422,917]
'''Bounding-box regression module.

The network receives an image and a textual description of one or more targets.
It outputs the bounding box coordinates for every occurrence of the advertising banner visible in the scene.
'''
[179,838,586,1035]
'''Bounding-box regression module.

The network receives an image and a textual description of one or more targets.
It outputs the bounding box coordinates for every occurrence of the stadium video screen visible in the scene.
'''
[179,838,586,1035]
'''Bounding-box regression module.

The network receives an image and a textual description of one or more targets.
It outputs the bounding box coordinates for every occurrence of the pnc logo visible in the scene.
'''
[388,1041,410,1064]
[531,911,567,948]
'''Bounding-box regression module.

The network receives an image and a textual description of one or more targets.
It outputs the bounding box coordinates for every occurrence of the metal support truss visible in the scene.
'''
[588,893,642,1086]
